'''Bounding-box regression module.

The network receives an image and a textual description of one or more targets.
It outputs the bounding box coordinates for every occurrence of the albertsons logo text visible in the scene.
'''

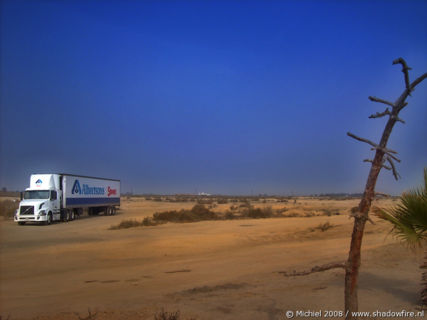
[72,180,105,195]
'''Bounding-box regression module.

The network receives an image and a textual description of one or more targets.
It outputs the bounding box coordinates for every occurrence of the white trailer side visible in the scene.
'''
[63,174,120,209]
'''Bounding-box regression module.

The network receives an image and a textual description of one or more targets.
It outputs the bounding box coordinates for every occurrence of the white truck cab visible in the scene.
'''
[15,174,63,225]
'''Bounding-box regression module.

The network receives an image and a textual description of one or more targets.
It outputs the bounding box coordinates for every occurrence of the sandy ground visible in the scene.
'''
[0,197,424,319]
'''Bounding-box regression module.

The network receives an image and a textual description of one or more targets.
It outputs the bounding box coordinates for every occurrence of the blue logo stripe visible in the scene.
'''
[66,197,120,206]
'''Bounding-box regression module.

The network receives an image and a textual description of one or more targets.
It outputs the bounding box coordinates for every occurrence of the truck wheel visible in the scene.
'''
[63,211,69,222]
[46,213,52,225]
[111,207,116,215]
[70,210,75,221]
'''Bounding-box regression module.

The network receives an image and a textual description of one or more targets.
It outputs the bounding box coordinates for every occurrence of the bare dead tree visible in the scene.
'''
[345,58,427,319]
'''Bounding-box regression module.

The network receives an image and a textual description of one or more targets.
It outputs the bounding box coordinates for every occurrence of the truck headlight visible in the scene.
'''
[39,210,46,216]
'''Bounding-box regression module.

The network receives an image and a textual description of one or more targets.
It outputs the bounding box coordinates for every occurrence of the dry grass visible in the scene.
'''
[152,204,218,222]
[0,199,19,219]
[310,221,335,232]
[240,206,275,219]
[154,309,181,320]
[181,283,247,295]
[109,217,163,229]
[110,204,286,230]
[110,204,218,229]
[110,197,354,230]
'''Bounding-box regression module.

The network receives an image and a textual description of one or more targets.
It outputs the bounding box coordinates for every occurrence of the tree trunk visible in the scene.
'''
[344,59,427,319]
[344,157,383,318]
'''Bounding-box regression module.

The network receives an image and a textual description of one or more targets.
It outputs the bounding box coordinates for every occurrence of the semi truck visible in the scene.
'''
[14,173,120,225]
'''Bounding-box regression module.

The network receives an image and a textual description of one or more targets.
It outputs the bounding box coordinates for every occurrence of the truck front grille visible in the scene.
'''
[20,206,34,215]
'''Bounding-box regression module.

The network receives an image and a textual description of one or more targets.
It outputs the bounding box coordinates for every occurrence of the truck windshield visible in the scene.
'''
[24,190,50,200]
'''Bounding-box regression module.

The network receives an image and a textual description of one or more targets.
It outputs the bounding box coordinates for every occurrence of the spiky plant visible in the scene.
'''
[377,168,427,305]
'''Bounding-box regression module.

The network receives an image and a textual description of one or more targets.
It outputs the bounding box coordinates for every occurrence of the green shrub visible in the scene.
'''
[242,206,274,219]
[321,209,340,216]
[109,219,142,229]
[285,212,300,217]
[197,199,213,205]
[224,211,236,220]
[142,217,159,226]
[152,204,218,223]
[110,217,163,229]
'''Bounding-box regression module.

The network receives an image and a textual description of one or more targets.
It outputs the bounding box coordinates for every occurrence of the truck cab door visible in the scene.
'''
[50,190,60,217]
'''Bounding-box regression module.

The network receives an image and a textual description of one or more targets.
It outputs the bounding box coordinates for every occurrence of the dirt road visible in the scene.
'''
[0,199,423,319]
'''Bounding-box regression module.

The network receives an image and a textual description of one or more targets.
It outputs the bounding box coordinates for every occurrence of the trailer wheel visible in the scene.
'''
[111,207,116,215]
[69,210,75,221]
[75,208,82,219]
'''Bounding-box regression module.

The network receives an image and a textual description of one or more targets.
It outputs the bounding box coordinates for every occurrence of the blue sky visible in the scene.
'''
[1,0,427,195]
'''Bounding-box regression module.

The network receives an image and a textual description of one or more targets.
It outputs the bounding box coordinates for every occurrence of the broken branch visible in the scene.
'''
[410,73,427,90]
[278,262,346,277]
[369,108,405,124]
[391,114,405,124]
[347,132,377,148]
[369,108,391,119]
[349,207,376,224]
[368,96,395,108]
[368,147,401,163]
[347,132,400,162]
[393,57,411,91]
[386,156,401,180]
[363,159,391,170]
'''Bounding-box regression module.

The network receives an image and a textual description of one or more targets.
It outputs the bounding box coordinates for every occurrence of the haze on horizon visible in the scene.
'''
[1,0,427,196]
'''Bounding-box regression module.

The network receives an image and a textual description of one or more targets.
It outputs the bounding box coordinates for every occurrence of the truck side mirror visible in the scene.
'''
[20,192,23,201]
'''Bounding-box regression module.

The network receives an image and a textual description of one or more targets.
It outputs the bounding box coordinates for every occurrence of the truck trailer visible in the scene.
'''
[15,173,120,225]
